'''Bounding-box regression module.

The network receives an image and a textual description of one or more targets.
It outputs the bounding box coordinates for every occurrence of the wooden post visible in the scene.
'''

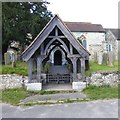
[28,58,33,82]
[70,43,73,54]
[55,27,58,36]
[80,58,85,80]
[41,43,44,55]
[72,57,77,82]
[37,56,41,82]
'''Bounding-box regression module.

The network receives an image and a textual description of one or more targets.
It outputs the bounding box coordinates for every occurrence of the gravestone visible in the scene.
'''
[102,53,108,65]
[98,52,103,65]
[94,52,97,63]
[4,52,11,65]
[11,53,16,67]
[108,52,114,66]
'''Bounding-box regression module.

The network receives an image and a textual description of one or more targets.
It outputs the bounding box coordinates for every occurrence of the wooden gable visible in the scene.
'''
[22,15,90,61]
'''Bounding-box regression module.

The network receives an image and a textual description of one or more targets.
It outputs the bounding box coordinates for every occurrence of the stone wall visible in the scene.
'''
[1,70,119,90]
[86,70,119,86]
[0,74,28,90]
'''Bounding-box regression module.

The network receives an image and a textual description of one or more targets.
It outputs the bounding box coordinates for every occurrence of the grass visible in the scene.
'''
[1,61,28,76]
[1,88,76,105]
[1,60,119,76]
[1,85,118,106]
[2,88,29,105]
[85,61,118,76]
[83,85,118,100]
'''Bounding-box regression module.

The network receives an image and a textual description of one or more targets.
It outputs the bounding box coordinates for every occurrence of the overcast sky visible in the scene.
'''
[47,0,119,28]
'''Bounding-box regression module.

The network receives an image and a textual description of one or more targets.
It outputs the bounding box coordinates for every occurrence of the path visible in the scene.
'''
[1,99,118,118]
[20,92,87,104]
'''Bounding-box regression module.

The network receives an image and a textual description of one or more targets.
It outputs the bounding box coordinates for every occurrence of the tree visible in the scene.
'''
[2,2,53,62]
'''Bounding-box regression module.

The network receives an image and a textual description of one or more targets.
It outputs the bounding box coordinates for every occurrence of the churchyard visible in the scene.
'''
[0,60,119,106]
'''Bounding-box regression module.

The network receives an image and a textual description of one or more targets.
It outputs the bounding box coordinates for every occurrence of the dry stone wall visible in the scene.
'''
[0,74,28,90]
[0,70,119,90]
[86,70,119,86]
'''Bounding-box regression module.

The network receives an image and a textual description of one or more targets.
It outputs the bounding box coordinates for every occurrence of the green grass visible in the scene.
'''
[1,86,118,106]
[1,60,119,76]
[1,61,28,76]
[2,88,29,105]
[85,61,118,76]
[83,85,118,100]
[1,88,76,105]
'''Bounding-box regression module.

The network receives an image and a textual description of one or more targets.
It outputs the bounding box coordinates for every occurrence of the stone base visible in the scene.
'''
[72,82,86,91]
[26,83,42,91]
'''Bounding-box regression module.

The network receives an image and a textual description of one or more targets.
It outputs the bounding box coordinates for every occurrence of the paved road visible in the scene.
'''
[1,99,118,118]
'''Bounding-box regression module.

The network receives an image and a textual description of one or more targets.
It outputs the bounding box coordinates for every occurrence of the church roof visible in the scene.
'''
[22,15,90,61]
[64,22,105,32]
[105,28,120,40]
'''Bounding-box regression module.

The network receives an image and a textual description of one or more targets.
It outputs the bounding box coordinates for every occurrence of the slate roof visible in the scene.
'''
[105,28,120,40]
[64,22,105,32]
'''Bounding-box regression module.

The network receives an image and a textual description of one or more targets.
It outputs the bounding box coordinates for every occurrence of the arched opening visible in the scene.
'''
[54,50,62,65]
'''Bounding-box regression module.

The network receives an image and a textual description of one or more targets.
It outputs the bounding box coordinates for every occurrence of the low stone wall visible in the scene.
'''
[86,70,119,86]
[1,70,119,90]
[0,74,28,90]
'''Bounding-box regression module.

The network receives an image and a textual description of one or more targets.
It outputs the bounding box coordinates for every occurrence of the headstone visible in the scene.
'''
[4,52,11,65]
[102,52,108,65]
[11,53,16,67]
[108,52,114,66]
[98,52,103,65]
[94,52,97,63]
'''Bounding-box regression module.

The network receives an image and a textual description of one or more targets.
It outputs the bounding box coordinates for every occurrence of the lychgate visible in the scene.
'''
[22,15,90,91]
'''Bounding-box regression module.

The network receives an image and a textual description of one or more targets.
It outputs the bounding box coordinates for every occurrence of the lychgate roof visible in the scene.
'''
[22,15,90,61]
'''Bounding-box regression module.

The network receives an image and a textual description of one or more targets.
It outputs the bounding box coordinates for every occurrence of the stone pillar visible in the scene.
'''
[28,58,33,82]
[80,58,85,80]
[37,56,41,82]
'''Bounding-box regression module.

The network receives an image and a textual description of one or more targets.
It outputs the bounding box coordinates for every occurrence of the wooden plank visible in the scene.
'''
[70,43,73,54]
[44,37,70,55]
[55,27,58,36]
[48,36,66,38]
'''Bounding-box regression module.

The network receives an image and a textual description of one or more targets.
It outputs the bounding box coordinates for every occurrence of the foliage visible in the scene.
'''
[2,2,53,59]
[83,85,118,100]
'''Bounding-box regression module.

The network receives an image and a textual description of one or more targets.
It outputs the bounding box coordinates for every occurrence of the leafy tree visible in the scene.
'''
[2,2,53,61]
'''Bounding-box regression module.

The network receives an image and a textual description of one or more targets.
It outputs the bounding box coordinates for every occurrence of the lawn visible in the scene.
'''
[83,85,118,100]
[1,60,119,76]
[85,61,118,76]
[1,61,28,76]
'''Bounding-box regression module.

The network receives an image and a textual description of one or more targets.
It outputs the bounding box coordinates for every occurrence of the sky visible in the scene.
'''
[47,0,119,28]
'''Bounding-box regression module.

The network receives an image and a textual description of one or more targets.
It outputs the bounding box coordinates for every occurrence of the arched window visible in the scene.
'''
[106,44,112,52]
[77,35,87,48]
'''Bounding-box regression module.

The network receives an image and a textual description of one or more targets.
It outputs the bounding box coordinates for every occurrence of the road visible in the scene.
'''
[1,99,118,118]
